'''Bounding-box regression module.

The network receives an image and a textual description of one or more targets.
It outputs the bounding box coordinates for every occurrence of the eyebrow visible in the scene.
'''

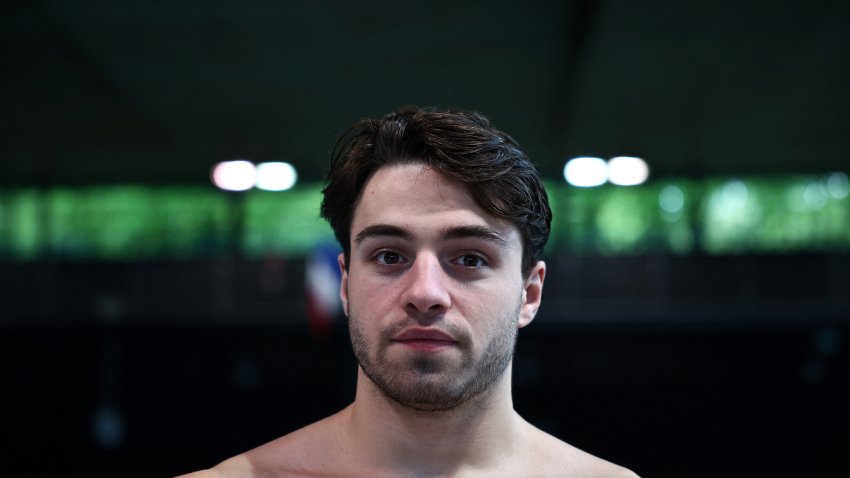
[352,223,508,248]
[442,225,508,248]
[354,224,413,246]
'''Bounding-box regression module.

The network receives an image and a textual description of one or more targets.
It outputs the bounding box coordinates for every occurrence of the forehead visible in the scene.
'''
[350,163,519,242]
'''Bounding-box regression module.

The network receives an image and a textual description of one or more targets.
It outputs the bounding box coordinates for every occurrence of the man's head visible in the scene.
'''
[320,107,552,412]
[320,107,551,279]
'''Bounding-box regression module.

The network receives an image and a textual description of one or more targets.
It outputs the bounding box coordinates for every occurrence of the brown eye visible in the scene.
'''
[458,254,486,268]
[376,251,402,265]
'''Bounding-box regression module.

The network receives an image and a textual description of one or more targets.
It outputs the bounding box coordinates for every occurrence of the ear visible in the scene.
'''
[518,261,545,328]
[338,253,349,317]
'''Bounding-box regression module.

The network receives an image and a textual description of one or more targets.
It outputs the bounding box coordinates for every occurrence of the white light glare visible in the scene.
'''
[256,162,298,191]
[211,160,256,191]
[608,156,649,186]
[563,157,608,187]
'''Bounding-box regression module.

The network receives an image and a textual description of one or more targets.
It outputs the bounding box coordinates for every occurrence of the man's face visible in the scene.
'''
[340,163,545,412]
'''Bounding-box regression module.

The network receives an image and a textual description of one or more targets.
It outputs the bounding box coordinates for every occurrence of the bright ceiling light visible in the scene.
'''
[211,160,257,192]
[608,156,649,186]
[256,162,298,191]
[563,157,608,187]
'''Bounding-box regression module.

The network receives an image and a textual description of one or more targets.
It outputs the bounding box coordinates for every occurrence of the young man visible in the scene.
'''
[180,108,637,477]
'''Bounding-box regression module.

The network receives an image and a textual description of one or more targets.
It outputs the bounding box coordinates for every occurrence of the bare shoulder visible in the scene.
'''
[243,411,347,473]
[174,454,254,478]
[524,424,639,478]
[177,411,347,478]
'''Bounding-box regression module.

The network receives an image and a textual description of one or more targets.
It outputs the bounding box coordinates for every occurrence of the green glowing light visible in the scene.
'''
[1,175,848,261]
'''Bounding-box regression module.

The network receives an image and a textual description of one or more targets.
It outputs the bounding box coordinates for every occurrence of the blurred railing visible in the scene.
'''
[1,253,846,326]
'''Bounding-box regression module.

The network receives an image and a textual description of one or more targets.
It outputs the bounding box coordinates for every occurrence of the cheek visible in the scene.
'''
[347,275,400,315]
[457,281,522,326]
[465,278,522,307]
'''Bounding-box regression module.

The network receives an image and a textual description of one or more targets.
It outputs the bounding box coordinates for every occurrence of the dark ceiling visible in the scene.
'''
[3,0,849,186]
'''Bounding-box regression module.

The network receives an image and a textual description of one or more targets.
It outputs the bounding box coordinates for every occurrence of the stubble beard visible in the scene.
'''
[348,302,521,413]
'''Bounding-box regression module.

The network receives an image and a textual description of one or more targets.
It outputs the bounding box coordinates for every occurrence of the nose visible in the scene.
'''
[401,252,451,318]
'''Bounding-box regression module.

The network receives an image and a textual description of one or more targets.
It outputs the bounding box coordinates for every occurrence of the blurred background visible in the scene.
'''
[2,0,849,476]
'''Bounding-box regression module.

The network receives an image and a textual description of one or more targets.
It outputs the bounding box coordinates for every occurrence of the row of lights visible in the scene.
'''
[211,160,298,191]
[212,156,649,191]
[211,158,848,203]
[563,156,649,187]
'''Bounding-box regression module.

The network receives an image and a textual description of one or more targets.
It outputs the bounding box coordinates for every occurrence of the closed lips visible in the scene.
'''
[393,328,456,343]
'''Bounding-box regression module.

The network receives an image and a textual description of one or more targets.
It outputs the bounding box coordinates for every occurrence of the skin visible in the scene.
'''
[178,164,638,478]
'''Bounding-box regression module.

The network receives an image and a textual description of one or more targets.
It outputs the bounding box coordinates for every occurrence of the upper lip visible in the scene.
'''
[393,328,456,342]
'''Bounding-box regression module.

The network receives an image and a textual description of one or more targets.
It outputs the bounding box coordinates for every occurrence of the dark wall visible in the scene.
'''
[1,255,848,477]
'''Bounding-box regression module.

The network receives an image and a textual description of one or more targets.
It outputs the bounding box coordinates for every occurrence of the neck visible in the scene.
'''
[344,363,524,474]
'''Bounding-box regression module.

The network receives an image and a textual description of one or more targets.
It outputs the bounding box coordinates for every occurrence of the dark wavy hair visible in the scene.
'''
[320,107,551,278]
